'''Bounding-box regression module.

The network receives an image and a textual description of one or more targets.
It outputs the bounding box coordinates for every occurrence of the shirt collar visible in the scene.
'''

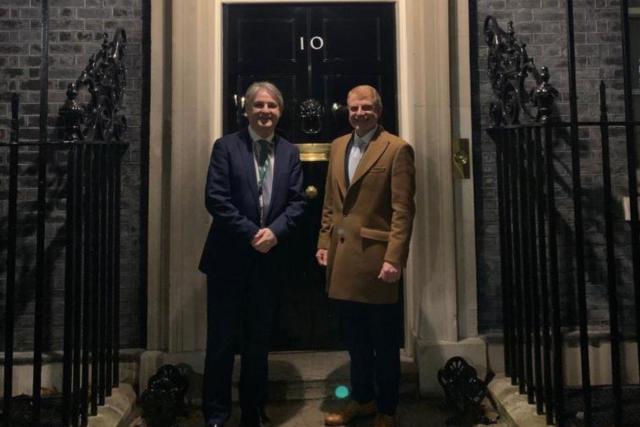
[248,126,275,144]
[353,126,377,147]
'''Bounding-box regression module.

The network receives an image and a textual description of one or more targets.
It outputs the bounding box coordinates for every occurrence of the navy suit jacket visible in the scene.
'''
[199,128,305,277]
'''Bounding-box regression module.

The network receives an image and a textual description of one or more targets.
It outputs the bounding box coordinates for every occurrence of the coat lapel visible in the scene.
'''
[334,134,350,198]
[349,127,389,187]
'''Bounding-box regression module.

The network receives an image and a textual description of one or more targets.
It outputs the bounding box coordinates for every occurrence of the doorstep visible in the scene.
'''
[488,374,549,427]
[88,383,137,427]
[142,350,419,403]
[259,351,418,400]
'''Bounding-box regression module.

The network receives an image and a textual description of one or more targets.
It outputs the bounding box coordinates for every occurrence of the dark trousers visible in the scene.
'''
[335,299,402,415]
[202,259,277,421]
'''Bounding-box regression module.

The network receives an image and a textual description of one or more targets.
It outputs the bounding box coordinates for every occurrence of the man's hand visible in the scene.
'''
[378,261,401,283]
[316,249,328,266]
[251,228,278,253]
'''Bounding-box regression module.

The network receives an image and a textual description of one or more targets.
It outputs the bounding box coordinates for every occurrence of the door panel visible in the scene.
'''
[237,19,298,63]
[224,2,397,351]
[309,4,397,141]
[274,161,335,350]
[225,5,307,141]
[322,18,382,61]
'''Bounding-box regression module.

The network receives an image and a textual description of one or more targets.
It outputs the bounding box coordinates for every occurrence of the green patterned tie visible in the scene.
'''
[256,139,271,190]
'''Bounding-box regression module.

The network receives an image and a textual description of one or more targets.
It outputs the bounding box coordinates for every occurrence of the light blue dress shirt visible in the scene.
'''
[347,127,377,184]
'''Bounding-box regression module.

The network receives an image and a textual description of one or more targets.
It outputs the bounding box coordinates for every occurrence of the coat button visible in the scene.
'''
[340,236,345,243]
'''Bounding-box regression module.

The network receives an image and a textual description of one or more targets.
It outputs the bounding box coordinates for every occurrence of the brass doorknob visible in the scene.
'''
[452,138,470,179]
[305,185,319,199]
[453,150,468,167]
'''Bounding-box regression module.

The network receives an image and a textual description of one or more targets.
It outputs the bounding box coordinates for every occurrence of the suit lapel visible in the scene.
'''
[238,129,259,199]
[269,135,286,218]
[334,134,350,198]
[349,127,389,187]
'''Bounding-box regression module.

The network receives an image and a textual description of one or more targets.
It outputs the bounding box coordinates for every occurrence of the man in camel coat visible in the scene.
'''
[316,85,416,427]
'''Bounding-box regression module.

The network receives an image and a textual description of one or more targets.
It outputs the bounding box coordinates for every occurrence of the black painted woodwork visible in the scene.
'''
[224,3,397,142]
[223,3,398,351]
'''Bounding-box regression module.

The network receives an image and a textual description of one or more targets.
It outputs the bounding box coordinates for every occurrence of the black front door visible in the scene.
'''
[223,3,397,350]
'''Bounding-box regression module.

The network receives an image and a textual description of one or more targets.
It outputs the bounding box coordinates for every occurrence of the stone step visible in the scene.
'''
[171,351,418,403]
[259,351,419,401]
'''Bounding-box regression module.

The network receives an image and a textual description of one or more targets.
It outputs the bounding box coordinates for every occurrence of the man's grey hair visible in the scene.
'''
[244,81,284,111]
[348,85,383,112]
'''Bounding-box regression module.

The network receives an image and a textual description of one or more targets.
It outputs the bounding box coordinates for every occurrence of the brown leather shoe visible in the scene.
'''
[374,413,397,427]
[324,400,377,426]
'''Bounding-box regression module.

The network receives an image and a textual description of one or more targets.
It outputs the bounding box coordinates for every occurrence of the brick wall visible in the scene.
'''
[474,0,636,334]
[0,0,143,350]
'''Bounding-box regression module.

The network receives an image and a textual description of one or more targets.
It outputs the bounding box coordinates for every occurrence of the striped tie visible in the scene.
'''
[256,139,272,225]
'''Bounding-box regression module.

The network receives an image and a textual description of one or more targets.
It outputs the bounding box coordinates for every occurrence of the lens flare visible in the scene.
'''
[335,385,350,399]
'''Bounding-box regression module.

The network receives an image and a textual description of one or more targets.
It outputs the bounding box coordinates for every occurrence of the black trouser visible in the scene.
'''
[202,258,277,421]
[335,299,402,415]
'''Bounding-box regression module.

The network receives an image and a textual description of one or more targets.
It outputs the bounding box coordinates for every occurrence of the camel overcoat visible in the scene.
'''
[317,127,416,304]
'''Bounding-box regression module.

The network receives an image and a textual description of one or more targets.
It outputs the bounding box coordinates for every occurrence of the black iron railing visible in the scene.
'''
[485,2,640,426]
[0,130,127,427]
[490,117,640,426]
[1,24,129,427]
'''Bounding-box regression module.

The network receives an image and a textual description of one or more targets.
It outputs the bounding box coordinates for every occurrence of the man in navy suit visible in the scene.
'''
[199,82,305,427]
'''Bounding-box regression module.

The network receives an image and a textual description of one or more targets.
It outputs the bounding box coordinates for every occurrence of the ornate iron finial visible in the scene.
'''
[438,356,498,425]
[484,16,558,126]
[139,364,190,427]
[532,66,559,122]
[57,29,128,142]
[58,82,84,141]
